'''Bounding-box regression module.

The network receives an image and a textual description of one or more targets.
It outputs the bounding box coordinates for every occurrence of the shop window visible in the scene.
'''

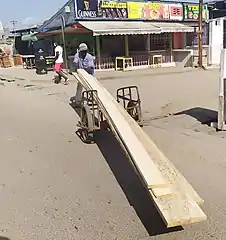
[150,33,169,51]
[128,35,146,51]
[101,35,124,57]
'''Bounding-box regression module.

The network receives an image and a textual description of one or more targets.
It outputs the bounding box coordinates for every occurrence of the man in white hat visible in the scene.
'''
[73,43,95,75]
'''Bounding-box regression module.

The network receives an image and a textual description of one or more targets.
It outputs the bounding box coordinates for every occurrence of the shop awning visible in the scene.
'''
[78,21,161,36]
[152,22,194,33]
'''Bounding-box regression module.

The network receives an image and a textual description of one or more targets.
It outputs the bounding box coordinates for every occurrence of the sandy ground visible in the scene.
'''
[0,67,225,240]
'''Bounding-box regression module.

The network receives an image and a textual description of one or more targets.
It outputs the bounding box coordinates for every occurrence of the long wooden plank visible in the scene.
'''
[74,70,207,227]
[74,71,168,190]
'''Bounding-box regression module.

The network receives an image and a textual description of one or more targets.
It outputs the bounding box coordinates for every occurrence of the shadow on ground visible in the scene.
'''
[0,237,11,240]
[174,107,217,125]
[69,97,81,115]
[94,129,183,236]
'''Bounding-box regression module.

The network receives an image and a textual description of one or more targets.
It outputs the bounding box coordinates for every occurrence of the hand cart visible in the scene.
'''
[76,90,104,144]
[116,86,143,127]
[74,85,143,144]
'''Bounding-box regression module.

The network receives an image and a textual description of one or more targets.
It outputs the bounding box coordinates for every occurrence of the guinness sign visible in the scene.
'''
[76,0,98,19]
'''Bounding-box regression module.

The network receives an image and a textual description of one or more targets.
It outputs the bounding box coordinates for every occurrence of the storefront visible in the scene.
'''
[74,0,190,68]
[37,0,209,69]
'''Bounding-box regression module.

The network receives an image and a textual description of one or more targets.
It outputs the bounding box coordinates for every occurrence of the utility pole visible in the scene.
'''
[198,0,203,68]
[10,20,18,37]
[61,16,68,73]
[10,20,18,41]
[10,20,18,55]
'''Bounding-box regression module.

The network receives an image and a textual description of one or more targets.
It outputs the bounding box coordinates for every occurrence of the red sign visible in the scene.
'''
[169,4,183,20]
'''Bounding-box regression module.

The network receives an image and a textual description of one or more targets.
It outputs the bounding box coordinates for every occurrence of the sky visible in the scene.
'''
[0,0,215,29]
[1,0,68,29]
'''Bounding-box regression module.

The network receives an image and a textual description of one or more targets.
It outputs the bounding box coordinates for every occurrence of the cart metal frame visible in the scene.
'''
[75,85,142,143]
[117,86,143,127]
[76,90,104,143]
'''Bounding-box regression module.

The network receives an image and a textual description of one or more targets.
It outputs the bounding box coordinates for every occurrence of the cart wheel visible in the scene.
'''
[80,105,94,144]
[127,100,140,121]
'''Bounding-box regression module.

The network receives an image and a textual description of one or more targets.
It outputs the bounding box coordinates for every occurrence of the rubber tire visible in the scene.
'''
[80,105,94,144]
[127,100,139,121]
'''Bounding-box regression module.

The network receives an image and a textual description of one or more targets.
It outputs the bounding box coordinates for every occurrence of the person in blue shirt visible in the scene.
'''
[73,43,95,75]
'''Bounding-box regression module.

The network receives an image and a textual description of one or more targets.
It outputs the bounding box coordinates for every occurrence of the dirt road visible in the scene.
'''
[0,67,225,240]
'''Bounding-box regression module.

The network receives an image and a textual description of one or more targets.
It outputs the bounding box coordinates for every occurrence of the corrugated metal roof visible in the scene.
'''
[79,21,161,35]
[79,21,194,35]
[152,22,194,33]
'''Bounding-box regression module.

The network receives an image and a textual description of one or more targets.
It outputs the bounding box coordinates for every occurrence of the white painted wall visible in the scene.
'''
[0,21,4,39]
[209,18,224,65]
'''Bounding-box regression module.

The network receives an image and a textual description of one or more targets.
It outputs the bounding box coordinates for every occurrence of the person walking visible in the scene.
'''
[73,43,95,75]
[53,41,69,85]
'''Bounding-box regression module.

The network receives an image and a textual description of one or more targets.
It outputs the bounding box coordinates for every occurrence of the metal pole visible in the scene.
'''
[61,16,68,73]
[124,35,129,57]
[10,20,18,54]
[198,0,203,68]
[95,36,101,69]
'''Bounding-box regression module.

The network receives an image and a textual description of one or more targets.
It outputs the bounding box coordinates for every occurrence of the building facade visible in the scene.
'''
[38,0,209,69]
[206,0,226,65]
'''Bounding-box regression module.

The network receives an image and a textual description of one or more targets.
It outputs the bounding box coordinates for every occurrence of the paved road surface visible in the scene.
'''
[0,67,226,240]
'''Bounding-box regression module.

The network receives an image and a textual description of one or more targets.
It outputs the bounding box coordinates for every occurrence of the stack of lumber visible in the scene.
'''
[73,69,207,228]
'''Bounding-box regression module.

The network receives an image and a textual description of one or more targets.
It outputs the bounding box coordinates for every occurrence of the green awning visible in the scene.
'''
[21,34,38,41]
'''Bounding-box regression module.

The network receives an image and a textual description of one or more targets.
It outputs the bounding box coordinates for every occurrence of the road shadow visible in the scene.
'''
[174,107,217,125]
[0,237,11,240]
[69,96,89,143]
[69,96,81,115]
[94,129,183,236]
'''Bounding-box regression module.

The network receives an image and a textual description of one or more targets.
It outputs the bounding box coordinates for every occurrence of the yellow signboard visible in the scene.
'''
[148,3,163,9]
[127,2,143,19]
[187,5,199,11]
[101,2,127,9]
